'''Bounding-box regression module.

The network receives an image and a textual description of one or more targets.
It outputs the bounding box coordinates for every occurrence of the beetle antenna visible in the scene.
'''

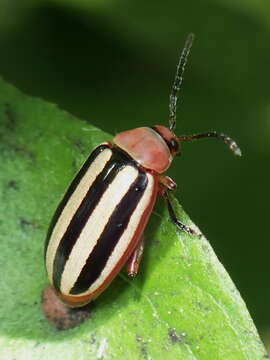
[169,33,195,132]
[177,131,242,156]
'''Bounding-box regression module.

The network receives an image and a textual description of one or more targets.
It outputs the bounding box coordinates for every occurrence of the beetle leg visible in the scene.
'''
[158,175,177,194]
[158,176,200,236]
[126,234,145,277]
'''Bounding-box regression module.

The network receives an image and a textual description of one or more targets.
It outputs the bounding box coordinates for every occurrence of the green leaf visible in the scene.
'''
[0,78,267,359]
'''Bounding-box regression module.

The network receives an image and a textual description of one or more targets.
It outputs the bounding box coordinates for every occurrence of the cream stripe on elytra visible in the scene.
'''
[46,148,113,284]
[60,165,139,294]
[78,172,155,296]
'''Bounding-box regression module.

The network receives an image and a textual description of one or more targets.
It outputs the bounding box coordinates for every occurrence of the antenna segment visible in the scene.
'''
[169,33,195,131]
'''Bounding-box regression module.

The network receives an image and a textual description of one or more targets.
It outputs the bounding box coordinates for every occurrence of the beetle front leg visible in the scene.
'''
[159,175,201,237]
[127,234,145,277]
[158,175,177,194]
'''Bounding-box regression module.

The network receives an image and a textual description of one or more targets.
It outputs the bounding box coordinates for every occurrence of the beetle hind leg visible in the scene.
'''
[126,234,145,277]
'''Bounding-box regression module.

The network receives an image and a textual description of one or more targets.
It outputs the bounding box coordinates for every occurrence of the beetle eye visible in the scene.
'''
[169,139,180,155]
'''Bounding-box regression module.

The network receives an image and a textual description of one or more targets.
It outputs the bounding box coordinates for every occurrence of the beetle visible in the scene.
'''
[44,33,241,308]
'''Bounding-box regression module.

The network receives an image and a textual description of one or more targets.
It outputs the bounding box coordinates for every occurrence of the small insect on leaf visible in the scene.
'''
[43,34,241,329]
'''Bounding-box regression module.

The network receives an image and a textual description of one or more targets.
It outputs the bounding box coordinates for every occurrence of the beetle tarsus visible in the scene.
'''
[164,192,201,237]
[173,218,201,237]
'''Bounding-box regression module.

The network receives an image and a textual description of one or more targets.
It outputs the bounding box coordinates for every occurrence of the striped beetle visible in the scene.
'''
[45,34,241,308]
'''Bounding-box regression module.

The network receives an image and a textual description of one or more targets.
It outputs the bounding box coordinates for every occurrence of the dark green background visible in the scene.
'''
[1,0,269,344]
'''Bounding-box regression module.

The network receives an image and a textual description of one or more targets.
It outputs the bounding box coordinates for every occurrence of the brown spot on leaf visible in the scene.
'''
[168,328,188,344]
[14,145,35,161]
[7,180,18,190]
[136,335,148,360]
[20,218,41,229]
[90,333,97,344]
[41,285,93,330]
[4,103,16,131]
[74,140,87,154]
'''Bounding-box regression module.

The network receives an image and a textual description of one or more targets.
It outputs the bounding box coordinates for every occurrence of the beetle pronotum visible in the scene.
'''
[45,34,241,308]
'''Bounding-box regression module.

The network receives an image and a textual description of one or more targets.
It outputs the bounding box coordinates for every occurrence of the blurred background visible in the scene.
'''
[0,0,269,347]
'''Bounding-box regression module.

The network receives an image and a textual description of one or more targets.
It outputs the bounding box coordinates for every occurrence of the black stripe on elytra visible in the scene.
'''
[70,170,148,295]
[52,146,139,291]
[44,144,109,254]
